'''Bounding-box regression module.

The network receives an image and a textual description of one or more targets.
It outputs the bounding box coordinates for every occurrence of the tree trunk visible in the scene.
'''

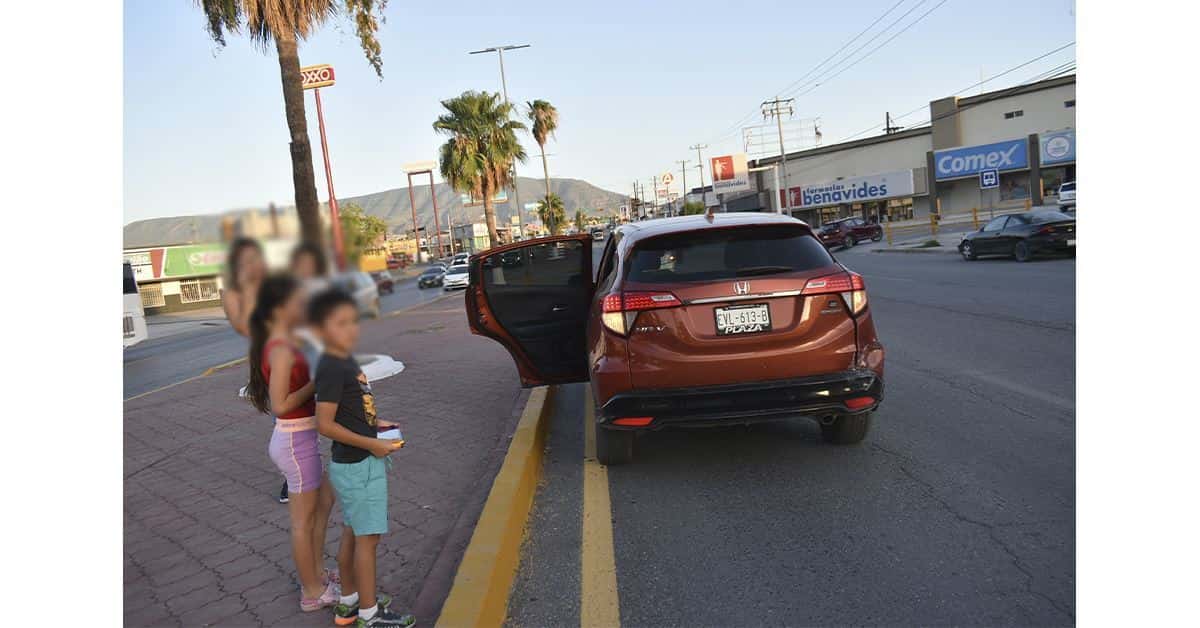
[540,143,552,235]
[274,29,323,247]
[481,179,499,249]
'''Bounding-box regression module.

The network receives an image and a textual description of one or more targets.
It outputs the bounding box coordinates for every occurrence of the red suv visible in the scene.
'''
[817,217,883,249]
[465,214,885,464]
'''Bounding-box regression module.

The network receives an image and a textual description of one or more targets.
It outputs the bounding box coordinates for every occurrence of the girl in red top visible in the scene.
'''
[247,275,339,611]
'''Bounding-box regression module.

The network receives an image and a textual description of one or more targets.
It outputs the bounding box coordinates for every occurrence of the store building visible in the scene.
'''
[927,74,1075,213]
[747,73,1074,225]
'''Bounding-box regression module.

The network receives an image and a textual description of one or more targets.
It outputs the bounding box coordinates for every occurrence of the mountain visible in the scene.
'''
[123,177,628,248]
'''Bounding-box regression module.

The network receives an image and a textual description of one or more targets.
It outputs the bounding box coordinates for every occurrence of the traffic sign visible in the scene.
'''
[660,172,674,186]
[300,64,336,90]
[979,169,999,189]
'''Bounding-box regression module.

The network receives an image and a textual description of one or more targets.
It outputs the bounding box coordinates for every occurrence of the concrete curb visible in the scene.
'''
[435,385,556,628]
[872,247,959,255]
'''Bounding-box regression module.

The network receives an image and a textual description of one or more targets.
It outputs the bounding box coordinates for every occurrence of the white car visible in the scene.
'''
[452,253,469,266]
[333,271,381,318]
[1057,181,1076,209]
[442,264,470,290]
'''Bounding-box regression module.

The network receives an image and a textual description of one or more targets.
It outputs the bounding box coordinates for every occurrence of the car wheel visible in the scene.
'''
[872,232,883,242]
[1013,241,1032,262]
[844,236,855,249]
[595,424,634,465]
[820,412,872,445]
[961,241,977,261]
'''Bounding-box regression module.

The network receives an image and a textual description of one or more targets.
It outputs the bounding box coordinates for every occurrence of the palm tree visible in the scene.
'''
[537,194,566,235]
[574,209,587,234]
[434,91,527,249]
[195,0,388,247]
[526,99,559,230]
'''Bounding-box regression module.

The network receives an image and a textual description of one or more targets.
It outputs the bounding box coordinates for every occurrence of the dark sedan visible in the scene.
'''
[417,266,445,289]
[817,217,884,249]
[958,210,1076,262]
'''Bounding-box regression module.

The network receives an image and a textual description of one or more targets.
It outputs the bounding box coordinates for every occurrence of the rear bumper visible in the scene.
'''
[1028,234,1076,254]
[597,369,883,430]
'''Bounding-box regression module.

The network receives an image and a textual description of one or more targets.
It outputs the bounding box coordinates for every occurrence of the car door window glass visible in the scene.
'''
[982,217,1007,232]
[482,240,585,288]
[1004,215,1030,229]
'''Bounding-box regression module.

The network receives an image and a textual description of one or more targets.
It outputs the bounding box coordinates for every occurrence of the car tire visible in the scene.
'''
[1013,241,1032,262]
[844,236,855,249]
[596,424,634,466]
[820,412,871,445]
[961,241,977,261]
[872,232,883,242]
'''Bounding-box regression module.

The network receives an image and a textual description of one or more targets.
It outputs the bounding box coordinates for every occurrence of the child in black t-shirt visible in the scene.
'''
[309,289,415,628]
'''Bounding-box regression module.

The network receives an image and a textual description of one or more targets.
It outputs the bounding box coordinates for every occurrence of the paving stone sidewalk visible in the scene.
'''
[124,296,525,627]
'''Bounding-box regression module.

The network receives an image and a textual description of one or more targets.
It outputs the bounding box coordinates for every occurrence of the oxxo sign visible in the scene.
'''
[300,64,336,90]
[934,138,1028,180]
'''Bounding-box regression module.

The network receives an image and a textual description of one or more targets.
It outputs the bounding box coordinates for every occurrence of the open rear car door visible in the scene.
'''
[465,235,595,387]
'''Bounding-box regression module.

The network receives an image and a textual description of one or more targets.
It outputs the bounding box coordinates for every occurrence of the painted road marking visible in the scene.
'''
[581,387,621,628]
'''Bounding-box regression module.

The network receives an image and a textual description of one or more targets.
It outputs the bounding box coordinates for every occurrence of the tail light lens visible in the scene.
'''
[803,272,868,315]
[601,291,681,335]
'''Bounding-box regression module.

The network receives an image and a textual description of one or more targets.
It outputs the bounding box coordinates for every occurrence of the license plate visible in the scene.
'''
[1067,239,1075,246]
[715,303,771,335]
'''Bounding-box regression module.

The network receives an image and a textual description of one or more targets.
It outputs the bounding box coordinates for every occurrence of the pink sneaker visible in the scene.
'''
[300,580,340,612]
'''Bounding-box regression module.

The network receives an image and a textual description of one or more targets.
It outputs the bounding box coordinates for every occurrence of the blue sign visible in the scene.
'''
[934,138,1028,181]
[980,169,999,189]
[1040,129,1075,166]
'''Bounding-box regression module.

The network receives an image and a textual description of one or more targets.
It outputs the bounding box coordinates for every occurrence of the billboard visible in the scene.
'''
[300,64,336,90]
[710,153,752,194]
[123,243,227,281]
[934,138,1028,180]
[460,189,509,207]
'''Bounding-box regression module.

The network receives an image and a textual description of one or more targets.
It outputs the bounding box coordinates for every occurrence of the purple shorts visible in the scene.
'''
[268,419,322,494]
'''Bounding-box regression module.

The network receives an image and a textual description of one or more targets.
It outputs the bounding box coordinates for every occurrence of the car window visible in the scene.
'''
[982,217,1007,232]
[123,263,138,295]
[596,236,619,292]
[446,266,468,275]
[1031,211,1073,223]
[1005,214,1030,227]
[1060,182,1075,192]
[625,226,835,284]
[481,240,586,288]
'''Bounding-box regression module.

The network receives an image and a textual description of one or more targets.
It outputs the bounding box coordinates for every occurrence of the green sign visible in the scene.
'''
[162,243,227,278]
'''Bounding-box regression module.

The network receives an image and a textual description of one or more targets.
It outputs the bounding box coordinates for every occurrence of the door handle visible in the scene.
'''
[551,305,567,312]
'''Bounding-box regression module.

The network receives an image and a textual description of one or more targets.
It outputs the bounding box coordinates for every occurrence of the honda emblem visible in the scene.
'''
[733,281,750,295]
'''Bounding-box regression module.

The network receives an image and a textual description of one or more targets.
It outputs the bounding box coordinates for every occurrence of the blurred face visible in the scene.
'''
[316,303,359,353]
[291,252,318,279]
[273,289,305,330]
[237,247,266,287]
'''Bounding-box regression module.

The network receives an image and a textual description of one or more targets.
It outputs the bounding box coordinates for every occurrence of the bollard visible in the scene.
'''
[929,212,938,237]
[1024,198,1032,212]
[885,222,892,245]
[972,207,979,230]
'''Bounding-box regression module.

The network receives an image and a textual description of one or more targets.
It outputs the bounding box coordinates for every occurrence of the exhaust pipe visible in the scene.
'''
[819,415,837,426]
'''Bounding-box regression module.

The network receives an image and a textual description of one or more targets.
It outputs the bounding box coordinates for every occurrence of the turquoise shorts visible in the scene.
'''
[329,456,388,536]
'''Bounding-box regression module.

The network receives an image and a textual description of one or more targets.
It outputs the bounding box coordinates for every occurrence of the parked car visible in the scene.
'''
[442,264,470,290]
[590,227,606,241]
[958,210,1076,262]
[452,252,469,266]
[332,271,381,318]
[417,266,445,289]
[386,257,402,270]
[1057,181,1076,209]
[817,217,884,249]
[464,214,885,465]
[370,271,395,295]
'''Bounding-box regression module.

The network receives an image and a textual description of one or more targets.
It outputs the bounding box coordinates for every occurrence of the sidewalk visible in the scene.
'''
[123,296,527,627]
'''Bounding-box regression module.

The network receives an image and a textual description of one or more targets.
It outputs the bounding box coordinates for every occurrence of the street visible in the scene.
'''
[122,272,456,398]
[508,244,1075,626]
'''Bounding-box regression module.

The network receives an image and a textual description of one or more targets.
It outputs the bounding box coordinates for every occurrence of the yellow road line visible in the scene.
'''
[201,356,246,376]
[581,387,621,628]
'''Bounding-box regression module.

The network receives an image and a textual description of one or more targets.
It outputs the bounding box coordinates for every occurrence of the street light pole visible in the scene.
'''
[677,159,690,214]
[469,44,530,232]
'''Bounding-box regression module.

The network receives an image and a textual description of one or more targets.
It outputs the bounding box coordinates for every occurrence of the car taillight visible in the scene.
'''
[802,272,868,315]
[601,291,681,335]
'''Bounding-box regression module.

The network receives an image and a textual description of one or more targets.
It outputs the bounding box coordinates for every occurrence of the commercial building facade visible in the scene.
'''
[748,74,1075,225]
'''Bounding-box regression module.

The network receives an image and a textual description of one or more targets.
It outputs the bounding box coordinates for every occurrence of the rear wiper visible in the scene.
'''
[735,265,793,277]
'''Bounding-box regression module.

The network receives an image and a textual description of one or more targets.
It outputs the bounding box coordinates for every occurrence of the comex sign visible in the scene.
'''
[934,138,1028,181]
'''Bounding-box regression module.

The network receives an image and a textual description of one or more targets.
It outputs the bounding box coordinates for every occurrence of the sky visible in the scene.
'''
[123,0,1075,224]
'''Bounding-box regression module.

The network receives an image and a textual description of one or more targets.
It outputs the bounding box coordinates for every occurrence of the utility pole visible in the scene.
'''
[677,159,690,214]
[761,97,795,213]
[469,44,530,227]
[884,111,904,135]
[651,175,659,219]
[689,144,708,191]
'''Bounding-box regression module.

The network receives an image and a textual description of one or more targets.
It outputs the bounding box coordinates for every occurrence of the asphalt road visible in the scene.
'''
[122,272,460,398]
[508,245,1075,626]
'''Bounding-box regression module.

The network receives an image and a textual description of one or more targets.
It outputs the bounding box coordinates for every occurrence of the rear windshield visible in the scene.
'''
[625,225,835,284]
[1031,211,1074,223]
[1060,182,1075,191]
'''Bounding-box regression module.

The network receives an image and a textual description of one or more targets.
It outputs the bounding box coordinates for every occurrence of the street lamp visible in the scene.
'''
[469,44,530,229]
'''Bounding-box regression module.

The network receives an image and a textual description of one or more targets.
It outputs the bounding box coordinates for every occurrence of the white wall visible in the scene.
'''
[957,84,1076,147]
[761,132,932,202]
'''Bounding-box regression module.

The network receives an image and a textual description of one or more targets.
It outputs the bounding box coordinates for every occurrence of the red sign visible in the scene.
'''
[300,64,336,90]
[711,156,736,181]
